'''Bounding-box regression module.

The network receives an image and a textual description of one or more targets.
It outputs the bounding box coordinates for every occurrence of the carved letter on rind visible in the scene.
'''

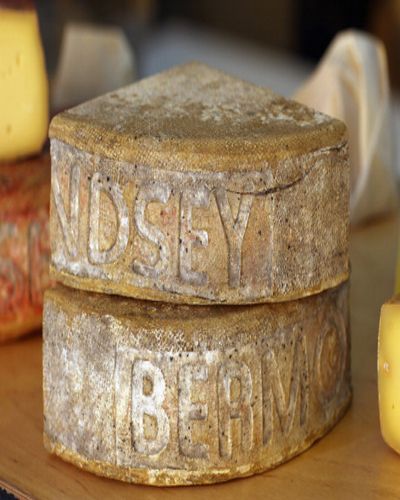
[315,308,347,406]
[52,163,80,258]
[217,361,253,459]
[131,360,170,455]
[88,173,129,264]
[133,182,171,279]
[44,284,350,485]
[215,189,253,288]
[179,186,210,286]
[178,364,209,459]
[262,334,309,445]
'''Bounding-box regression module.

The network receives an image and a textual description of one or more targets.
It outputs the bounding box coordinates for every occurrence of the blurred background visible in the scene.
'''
[37,0,400,92]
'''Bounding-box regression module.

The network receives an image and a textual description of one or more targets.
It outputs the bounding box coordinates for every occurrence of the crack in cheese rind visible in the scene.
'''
[48,63,349,305]
[0,8,48,162]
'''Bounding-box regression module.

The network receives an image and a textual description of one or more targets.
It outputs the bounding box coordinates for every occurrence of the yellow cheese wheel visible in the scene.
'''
[0,5,48,162]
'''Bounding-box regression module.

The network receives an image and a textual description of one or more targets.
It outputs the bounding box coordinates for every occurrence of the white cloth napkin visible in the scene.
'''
[295,30,399,225]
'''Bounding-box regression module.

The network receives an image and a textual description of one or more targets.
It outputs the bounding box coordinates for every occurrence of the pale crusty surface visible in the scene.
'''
[0,154,51,342]
[43,283,351,486]
[49,62,347,173]
[49,63,350,304]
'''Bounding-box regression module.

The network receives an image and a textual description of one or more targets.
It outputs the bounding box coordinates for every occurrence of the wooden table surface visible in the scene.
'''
[1,216,399,500]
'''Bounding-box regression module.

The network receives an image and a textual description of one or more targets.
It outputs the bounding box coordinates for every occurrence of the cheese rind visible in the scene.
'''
[0,154,51,342]
[49,64,350,305]
[378,298,400,453]
[49,62,347,169]
[0,7,48,162]
[43,283,351,486]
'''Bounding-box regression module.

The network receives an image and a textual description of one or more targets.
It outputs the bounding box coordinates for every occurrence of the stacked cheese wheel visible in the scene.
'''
[43,63,351,486]
[0,2,50,342]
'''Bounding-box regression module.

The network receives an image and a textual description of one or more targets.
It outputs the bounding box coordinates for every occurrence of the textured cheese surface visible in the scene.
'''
[43,283,351,486]
[49,63,350,305]
[0,8,48,162]
[0,154,51,341]
[378,298,400,453]
[49,62,347,172]
[49,137,349,305]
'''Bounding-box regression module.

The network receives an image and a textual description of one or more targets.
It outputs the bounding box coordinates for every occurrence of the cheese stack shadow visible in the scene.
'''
[43,63,351,486]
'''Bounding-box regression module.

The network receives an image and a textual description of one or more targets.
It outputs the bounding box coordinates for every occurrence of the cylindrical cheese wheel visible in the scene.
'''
[49,62,350,305]
[43,282,351,486]
[0,154,51,342]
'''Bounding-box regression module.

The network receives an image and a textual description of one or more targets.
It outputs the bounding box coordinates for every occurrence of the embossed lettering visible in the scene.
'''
[88,173,129,264]
[113,308,347,465]
[133,183,171,279]
[52,163,80,258]
[262,335,309,445]
[131,360,170,455]
[315,310,346,405]
[178,364,209,459]
[217,361,253,459]
[179,187,209,286]
[215,189,253,288]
